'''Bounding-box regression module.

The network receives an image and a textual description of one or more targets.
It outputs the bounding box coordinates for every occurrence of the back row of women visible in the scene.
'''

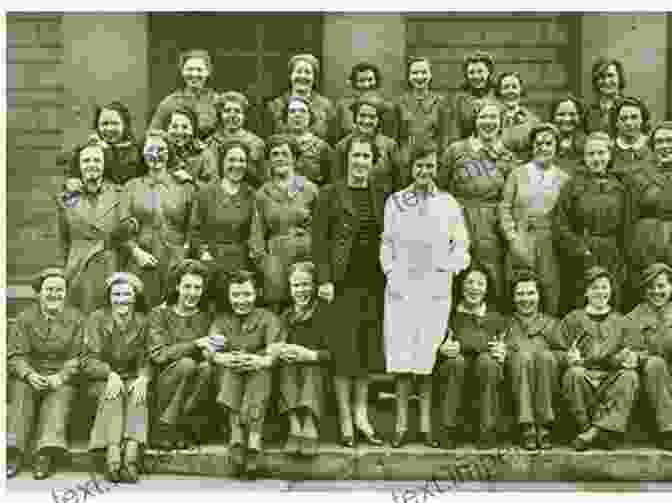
[7,49,672,481]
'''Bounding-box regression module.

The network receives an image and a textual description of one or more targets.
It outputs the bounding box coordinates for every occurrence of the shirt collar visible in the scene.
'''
[615,134,647,152]
[457,302,487,317]
[585,304,611,316]
[469,135,506,155]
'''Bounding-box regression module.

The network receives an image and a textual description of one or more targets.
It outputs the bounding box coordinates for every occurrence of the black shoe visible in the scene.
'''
[419,431,439,448]
[596,430,621,451]
[32,454,52,480]
[356,427,383,446]
[391,430,408,449]
[341,435,354,448]
[659,432,672,451]
[439,428,457,450]
[573,425,599,451]
[7,460,20,479]
[478,430,497,450]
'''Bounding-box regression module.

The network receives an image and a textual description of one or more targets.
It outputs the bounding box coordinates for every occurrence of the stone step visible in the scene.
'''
[62,441,672,481]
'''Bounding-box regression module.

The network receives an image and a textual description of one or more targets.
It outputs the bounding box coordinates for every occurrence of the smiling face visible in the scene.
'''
[290,60,315,93]
[554,100,580,135]
[40,276,66,314]
[80,145,105,188]
[220,100,244,132]
[229,280,257,316]
[646,272,672,308]
[462,270,488,309]
[653,128,672,166]
[513,280,540,317]
[287,100,311,133]
[584,138,611,175]
[110,281,136,316]
[616,105,643,139]
[597,64,620,97]
[347,140,374,181]
[97,108,125,143]
[354,69,377,92]
[355,103,380,136]
[167,112,194,147]
[467,61,490,91]
[412,152,438,188]
[586,276,612,310]
[181,56,210,90]
[222,146,247,184]
[499,75,522,104]
[289,269,315,309]
[475,104,501,141]
[532,130,557,164]
[408,60,431,91]
[176,273,204,311]
[269,142,295,178]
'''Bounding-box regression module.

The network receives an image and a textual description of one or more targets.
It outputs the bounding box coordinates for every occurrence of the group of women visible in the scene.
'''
[7,48,672,482]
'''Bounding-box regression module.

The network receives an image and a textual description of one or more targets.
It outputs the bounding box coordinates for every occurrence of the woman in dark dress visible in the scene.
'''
[312,134,389,447]
[609,96,654,181]
[586,58,627,134]
[435,264,509,449]
[276,262,331,457]
[550,95,588,176]
[83,272,150,483]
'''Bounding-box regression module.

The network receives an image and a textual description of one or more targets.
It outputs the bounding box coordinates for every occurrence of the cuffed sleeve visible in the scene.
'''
[7,316,36,380]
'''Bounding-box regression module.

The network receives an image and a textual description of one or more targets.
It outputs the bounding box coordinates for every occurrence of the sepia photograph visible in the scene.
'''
[4,9,672,497]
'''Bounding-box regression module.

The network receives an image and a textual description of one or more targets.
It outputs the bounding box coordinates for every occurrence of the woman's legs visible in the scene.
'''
[395,374,412,434]
[334,376,353,441]
[354,376,375,435]
[418,376,433,435]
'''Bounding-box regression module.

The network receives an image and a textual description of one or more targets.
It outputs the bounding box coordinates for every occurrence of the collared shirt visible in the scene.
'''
[456,302,487,317]
[615,134,648,152]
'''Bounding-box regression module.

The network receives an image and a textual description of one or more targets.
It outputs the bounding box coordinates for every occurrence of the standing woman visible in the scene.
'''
[627,121,672,292]
[312,135,390,446]
[449,51,497,143]
[83,273,150,483]
[550,95,588,176]
[189,140,266,280]
[625,263,672,450]
[7,268,85,479]
[266,54,336,142]
[333,93,402,190]
[554,132,631,314]
[123,130,195,307]
[256,134,319,310]
[395,57,451,167]
[284,96,334,186]
[439,100,518,305]
[162,107,218,186]
[609,96,654,181]
[63,101,144,192]
[499,123,571,316]
[209,91,267,188]
[495,72,540,159]
[335,62,396,141]
[57,140,134,314]
[148,260,213,449]
[586,58,627,133]
[381,142,470,448]
[558,267,639,451]
[150,49,219,141]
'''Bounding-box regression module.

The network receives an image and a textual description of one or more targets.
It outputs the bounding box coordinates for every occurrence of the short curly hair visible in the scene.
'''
[591,57,626,95]
[348,62,382,90]
[609,96,651,136]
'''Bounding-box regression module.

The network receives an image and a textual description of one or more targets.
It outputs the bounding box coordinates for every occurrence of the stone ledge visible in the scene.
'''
[65,442,672,482]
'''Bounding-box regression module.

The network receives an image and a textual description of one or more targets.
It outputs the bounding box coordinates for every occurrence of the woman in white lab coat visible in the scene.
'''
[380,141,470,448]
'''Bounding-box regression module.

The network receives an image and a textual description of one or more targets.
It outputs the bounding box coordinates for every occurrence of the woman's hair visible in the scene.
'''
[591,57,626,95]
[549,94,588,133]
[468,99,503,139]
[405,57,432,89]
[179,49,212,73]
[32,267,67,294]
[528,122,561,152]
[265,134,300,161]
[609,96,651,136]
[343,133,381,165]
[650,120,672,148]
[288,261,316,280]
[348,62,382,90]
[508,268,545,314]
[74,140,106,175]
[163,106,200,139]
[104,273,148,314]
[494,72,527,100]
[460,51,496,92]
[213,91,249,130]
[216,139,250,179]
[92,101,134,142]
[288,54,320,91]
[281,95,316,127]
[452,262,498,311]
[582,266,614,299]
[164,259,210,309]
[214,269,259,313]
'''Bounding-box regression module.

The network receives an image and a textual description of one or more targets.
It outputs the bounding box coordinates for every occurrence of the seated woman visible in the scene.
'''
[435,264,508,450]
[148,259,213,450]
[558,266,639,451]
[7,268,86,479]
[277,262,331,457]
[206,270,285,476]
[504,270,562,450]
[625,263,672,450]
[83,272,150,483]
[63,101,145,192]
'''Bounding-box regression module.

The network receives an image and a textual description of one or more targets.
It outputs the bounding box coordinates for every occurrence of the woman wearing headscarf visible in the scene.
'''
[495,72,541,159]
[123,130,195,307]
[266,54,336,142]
[7,268,85,479]
[209,91,267,188]
[609,96,655,181]
[381,141,470,448]
[448,51,497,144]
[63,101,144,192]
[557,267,639,451]
[439,100,518,305]
[394,57,452,167]
[499,123,571,316]
[625,263,672,450]
[334,62,396,142]
[554,132,631,314]
[333,92,402,191]
[150,49,219,141]
[586,58,627,134]
[83,272,150,483]
[550,94,588,176]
